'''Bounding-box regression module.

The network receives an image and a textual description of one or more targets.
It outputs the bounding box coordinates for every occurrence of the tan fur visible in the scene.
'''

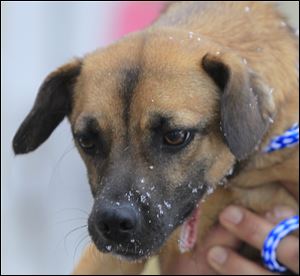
[68,2,298,274]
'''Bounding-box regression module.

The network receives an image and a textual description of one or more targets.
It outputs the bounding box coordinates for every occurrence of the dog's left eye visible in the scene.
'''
[78,136,95,151]
[164,130,191,146]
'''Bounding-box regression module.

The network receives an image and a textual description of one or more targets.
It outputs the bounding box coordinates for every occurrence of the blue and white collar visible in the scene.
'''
[263,123,299,153]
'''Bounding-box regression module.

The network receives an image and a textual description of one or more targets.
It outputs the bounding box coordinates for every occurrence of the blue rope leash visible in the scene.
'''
[264,123,299,153]
[261,215,299,272]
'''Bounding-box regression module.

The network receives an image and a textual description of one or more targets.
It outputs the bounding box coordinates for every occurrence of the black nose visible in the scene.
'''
[96,204,138,242]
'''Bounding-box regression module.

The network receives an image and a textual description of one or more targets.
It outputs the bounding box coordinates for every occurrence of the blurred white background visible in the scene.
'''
[1,1,298,275]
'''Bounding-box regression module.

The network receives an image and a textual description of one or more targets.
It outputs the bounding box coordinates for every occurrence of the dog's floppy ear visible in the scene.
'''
[202,53,272,160]
[12,59,81,154]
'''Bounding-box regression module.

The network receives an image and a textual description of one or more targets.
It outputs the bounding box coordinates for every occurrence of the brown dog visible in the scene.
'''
[13,1,298,275]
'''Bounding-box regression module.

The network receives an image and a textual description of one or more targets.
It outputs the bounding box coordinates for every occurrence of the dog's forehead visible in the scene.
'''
[71,33,218,129]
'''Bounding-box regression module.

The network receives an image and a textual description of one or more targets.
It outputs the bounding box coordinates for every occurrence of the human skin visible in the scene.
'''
[162,204,299,275]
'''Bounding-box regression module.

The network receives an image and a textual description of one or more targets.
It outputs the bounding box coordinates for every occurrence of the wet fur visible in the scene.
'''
[12,1,298,275]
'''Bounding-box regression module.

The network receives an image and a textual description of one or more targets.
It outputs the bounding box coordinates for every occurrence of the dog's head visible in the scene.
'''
[13,31,274,259]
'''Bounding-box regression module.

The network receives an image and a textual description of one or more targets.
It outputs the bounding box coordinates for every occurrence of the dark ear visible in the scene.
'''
[202,53,274,160]
[12,59,81,154]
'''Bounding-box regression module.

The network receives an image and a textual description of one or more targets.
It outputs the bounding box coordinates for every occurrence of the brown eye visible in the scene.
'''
[78,136,95,150]
[164,130,190,146]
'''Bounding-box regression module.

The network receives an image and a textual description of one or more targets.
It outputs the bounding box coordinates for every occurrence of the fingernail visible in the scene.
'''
[221,206,243,225]
[208,246,228,265]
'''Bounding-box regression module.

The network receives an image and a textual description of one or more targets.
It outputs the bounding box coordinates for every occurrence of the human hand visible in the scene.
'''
[207,205,299,274]
[162,205,298,275]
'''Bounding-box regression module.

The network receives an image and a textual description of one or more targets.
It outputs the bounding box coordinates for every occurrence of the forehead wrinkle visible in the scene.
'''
[119,67,141,128]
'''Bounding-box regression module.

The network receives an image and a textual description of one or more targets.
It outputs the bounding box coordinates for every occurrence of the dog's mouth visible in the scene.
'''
[178,203,202,253]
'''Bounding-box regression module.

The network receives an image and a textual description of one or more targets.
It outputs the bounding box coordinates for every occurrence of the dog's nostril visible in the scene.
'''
[102,223,110,234]
[120,219,134,231]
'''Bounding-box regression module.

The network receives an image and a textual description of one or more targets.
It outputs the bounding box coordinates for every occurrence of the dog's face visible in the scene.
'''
[13,31,273,259]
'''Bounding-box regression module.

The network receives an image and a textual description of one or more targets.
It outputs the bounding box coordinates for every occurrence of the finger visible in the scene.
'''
[265,205,297,225]
[194,225,241,253]
[207,246,275,275]
[219,205,299,272]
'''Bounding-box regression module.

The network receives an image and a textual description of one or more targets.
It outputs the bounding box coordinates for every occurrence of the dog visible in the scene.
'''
[13,1,299,274]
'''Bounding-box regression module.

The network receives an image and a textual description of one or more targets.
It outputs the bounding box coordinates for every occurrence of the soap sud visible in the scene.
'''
[116,202,120,206]
[106,245,112,251]
[216,51,220,55]
[158,204,164,215]
[243,58,248,65]
[149,165,154,170]
[149,220,152,224]
[140,195,147,203]
[268,117,274,124]
[192,188,198,193]
[141,178,145,184]
[189,31,193,38]
[168,223,174,228]
[218,178,227,186]
[197,37,201,41]
[164,200,171,209]
[206,186,215,195]
[146,192,151,198]
[226,167,234,176]
[130,239,135,243]
[150,186,155,191]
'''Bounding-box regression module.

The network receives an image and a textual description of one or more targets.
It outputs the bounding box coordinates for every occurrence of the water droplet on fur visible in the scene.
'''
[141,178,145,184]
[116,202,120,206]
[197,37,201,41]
[268,117,274,123]
[280,21,287,27]
[244,6,251,13]
[149,220,152,224]
[106,245,112,251]
[189,31,193,38]
[150,186,155,191]
[216,51,220,55]
[146,192,151,198]
[243,58,248,65]
[269,88,274,95]
[149,165,154,170]
[130,239,135,243]
[169,36,173,40]
[168,223,173,227]
[192,188,197,193]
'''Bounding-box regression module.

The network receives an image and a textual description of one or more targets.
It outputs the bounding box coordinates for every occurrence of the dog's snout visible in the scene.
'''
[96,204,138,242]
